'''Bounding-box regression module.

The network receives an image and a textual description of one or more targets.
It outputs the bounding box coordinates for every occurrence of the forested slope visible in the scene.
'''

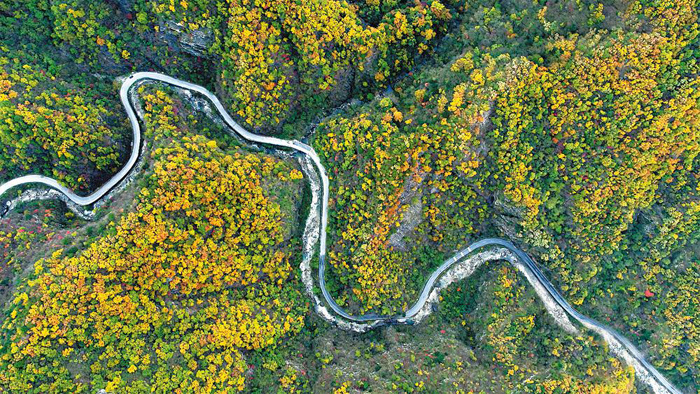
[0,0,697,392]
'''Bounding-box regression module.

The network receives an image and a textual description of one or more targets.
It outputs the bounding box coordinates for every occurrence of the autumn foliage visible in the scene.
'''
[0,53,125,192]
[0,89,307,392]
[146,0,454,129]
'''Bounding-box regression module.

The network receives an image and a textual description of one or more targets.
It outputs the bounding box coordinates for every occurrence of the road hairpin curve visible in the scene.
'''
[0,72,681,394]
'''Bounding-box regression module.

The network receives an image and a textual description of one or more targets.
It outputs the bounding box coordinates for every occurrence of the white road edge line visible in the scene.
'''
[0,72,681,394]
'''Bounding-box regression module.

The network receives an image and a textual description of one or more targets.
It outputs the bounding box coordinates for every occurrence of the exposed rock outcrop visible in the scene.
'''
[160,21,213,57]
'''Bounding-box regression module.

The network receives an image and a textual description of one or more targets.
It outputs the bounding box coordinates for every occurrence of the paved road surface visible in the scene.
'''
[0,72,681,394]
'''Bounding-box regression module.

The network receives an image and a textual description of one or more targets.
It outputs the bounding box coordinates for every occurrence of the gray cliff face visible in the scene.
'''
[160,21,213,58]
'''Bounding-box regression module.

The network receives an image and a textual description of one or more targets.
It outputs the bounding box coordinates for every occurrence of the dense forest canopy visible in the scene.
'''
[0,0,697,392]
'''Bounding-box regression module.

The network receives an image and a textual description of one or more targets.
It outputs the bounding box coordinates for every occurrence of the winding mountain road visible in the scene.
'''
[0,72,682,394]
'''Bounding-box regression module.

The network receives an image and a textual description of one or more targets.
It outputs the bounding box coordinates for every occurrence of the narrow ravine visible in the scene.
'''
[0,72,682,394]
